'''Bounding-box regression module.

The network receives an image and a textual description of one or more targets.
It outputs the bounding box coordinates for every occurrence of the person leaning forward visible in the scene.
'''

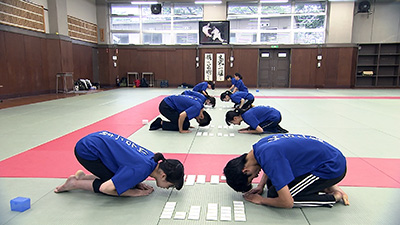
[150,95,211,133]
[54,131,184,197]
[224,134,349,208]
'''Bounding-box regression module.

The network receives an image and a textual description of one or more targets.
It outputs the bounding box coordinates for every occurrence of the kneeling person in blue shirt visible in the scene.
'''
[55,131,184,197]
[224,134,349,208]
[150,95,211,133]
[225,106,288,134]
[220,90,254,110]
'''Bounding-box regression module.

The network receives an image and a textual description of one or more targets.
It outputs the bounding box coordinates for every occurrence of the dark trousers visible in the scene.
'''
[241,99,254,110]
[259,117,282,133]
[159,100,190,131]
[74,148,114,193]
[266,168,347,207]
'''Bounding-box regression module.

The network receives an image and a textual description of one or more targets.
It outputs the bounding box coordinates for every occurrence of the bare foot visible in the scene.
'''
[54,175,78,193]
[75,170,86,179]
[326,185,350,206]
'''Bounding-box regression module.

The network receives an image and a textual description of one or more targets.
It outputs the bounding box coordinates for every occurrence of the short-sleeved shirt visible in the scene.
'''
[182,90,207,104]
[75,131,157,195]
[234,80,248,92]
[164,95,203,120]
[230,92,254,104]
[231,79,237,86]
[253,134,347,191]
[193,82,208,92]
[242,106,281,129]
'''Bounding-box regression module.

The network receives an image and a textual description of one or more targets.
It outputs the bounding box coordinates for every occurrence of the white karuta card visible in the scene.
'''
[185,175,196,185]
[196,132,202,136]
[196,175,206,184]
[188,206,201,220]
[160,212,173,219]
[210,175,219,184]
[174,212,186,220]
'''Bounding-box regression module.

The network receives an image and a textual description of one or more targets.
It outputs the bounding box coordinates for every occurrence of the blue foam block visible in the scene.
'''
[10,197,31,212]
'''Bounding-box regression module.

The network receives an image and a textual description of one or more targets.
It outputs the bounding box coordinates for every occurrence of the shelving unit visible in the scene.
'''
[355,43,400,87]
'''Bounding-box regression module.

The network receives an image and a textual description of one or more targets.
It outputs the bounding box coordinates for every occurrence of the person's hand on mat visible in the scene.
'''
[136,182,153,191]
[325,185,350,206]
[342,193,350,206]
[243,192,263,205]
[179,129,192,133]
[126,187,154,197]
[247,185,264,195]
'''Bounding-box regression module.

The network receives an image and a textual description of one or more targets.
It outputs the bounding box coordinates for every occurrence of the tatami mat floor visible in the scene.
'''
[1,88,400,225]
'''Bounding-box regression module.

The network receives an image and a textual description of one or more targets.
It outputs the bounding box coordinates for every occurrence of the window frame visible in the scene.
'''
[109,3,203,45]
[227,1,327,45]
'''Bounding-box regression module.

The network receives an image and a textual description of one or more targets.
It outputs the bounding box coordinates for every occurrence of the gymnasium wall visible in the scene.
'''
[0,28,95,99]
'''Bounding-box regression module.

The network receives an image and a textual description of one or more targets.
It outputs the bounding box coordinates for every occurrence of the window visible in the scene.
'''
[110,3,203,45]
[227,1,327,44]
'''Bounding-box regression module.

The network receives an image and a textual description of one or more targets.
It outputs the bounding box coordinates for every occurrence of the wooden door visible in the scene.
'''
[258,49,290,88]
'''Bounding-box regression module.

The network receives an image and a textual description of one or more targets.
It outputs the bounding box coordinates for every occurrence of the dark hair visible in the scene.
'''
[234,73,243,79]
[224,153,252,193]
[207,96,216,108]
[153,153,184,190]
[225,75,233,80]
[198,110,211,127]
[225,108,245,126]
[207,81,215,90]
[220,90,232,101]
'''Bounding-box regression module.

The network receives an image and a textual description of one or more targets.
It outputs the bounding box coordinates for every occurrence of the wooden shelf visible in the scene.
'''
[355,43,400,87]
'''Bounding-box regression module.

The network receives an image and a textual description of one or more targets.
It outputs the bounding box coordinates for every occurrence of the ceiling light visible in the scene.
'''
[195,1,223,4]
[131,1,158,5]
[260,0,289,3]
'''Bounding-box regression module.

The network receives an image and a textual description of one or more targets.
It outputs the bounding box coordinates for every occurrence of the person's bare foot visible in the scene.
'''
[325,185,350,205]
[54,175,78,193]
[75,170,85,179]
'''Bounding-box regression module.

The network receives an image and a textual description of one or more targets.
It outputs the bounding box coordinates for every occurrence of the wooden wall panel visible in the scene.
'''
[46,39,62,92]
[291,48,317,88]
[181,49,197,86]
[291,47,356,88]
[60,40,73,73]
[117,49,132,79]
[98,48,111,86]
[73,44,93,80]
[0,31,8,96]
[165,49,182,86]
[149,50,167,83]
[5,32,27,94]
[23,35,45,93]
[229,49,258,87]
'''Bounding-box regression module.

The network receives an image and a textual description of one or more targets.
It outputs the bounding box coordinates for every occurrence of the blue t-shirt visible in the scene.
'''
[231,79,237,86]
[75,131,157,195]
[253,134,347,191]
[242,106,281,129]
[235,80,248,92]
[164,95,203,120]
[230,92,254,104]
[182,90,207,104]
[193,82,208,92]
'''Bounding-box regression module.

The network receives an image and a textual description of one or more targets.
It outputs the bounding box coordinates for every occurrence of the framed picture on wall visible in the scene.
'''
[199,21,230,45]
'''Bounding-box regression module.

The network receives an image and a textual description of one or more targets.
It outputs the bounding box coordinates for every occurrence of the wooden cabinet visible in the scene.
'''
[356,43,400,87]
